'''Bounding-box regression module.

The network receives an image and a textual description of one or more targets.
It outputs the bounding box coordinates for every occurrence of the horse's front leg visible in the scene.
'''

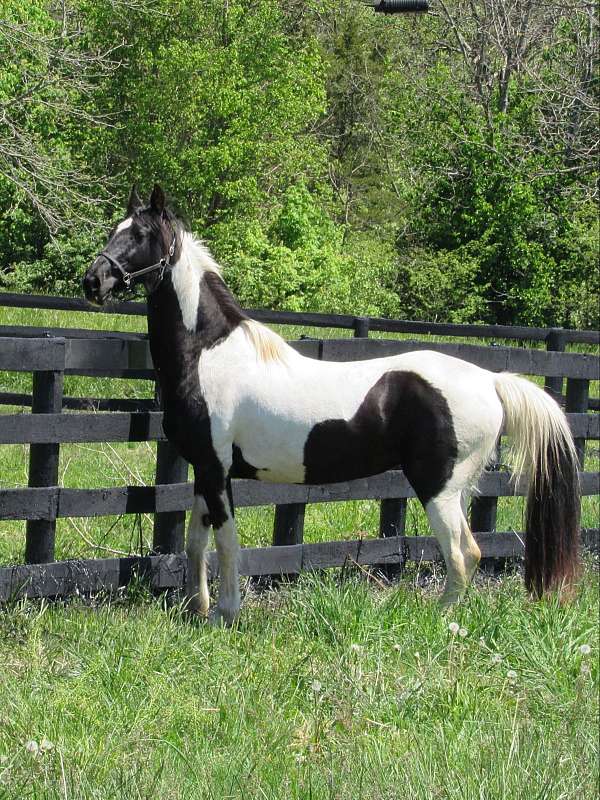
[196,468,240,626]
[185,494,211,616]
[212,490,241,626]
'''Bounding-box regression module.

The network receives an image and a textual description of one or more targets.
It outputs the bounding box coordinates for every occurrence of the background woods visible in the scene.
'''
[0,0,598,327]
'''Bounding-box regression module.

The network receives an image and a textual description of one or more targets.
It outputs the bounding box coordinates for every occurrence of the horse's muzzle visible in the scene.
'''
[82,258,119,305]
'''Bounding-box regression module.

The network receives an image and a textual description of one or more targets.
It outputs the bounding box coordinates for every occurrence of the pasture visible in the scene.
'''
[0,567,598,799]
[0,304,598,799]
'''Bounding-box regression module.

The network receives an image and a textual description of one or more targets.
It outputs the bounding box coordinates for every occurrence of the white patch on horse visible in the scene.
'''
[116,217,133,233]
[198,336,495,487]
[171,233,220,331]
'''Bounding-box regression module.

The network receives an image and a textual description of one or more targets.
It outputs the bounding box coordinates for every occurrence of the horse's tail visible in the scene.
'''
[493,372,580,597]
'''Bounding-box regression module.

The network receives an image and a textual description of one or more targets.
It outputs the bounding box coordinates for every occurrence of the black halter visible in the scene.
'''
[100,228,177,292]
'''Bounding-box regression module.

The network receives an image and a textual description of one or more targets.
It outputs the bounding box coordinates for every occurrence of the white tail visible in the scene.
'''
[494,373,577,486]
[494,372,580,596]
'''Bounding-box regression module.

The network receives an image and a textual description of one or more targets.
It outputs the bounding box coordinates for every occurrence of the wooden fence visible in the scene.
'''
[0,293,598,601]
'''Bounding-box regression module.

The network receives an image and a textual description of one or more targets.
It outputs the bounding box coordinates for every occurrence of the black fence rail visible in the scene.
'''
[2,290,599,342]
[0,294,598,600]
[1,291,598,412]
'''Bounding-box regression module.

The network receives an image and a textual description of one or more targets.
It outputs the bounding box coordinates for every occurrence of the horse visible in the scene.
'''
[82,185,580,624]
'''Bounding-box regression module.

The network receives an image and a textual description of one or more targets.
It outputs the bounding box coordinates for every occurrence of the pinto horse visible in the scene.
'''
[83,185,580,624]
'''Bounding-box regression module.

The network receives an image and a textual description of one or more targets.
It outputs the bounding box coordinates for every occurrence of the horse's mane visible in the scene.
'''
[167,213,287,364]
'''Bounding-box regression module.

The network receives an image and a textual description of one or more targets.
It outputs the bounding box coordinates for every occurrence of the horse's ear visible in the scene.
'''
[126,184,142,216]
[150,184,166,215]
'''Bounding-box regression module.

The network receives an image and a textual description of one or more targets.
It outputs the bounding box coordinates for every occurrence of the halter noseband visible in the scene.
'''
[100,227,177,291]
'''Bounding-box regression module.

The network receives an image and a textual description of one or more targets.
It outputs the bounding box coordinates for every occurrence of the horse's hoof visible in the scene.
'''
[438,592,461,610]
[183,596,209,620]
[209,606,239,628]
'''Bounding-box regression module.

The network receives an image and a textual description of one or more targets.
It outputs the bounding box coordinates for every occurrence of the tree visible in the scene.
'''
[0,0,121,233]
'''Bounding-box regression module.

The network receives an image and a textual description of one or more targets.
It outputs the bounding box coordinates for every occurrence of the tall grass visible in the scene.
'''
[0,566,597,799]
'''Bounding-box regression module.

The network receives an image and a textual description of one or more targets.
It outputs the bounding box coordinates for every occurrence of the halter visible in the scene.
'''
[99,227,177,292]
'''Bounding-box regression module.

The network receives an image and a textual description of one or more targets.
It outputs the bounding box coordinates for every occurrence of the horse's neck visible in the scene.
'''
[146,239,245,405]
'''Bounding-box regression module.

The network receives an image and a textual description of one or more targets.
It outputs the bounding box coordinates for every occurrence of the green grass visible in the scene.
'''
[0,565,597,799]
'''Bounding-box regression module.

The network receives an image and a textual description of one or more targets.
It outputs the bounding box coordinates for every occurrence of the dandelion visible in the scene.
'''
[39,738,54,752]
[350,643,362,653]
[458,627,468,638]
[507,669,517,683]
[579,644,591,656]
[414,651,420,660]
[491,653,503,664]
[310,679,322,693]
[448,622,460,635]
[24,740,39,755]
[393,643,402,652]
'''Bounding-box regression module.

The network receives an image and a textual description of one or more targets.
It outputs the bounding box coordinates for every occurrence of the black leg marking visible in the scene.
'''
[193,464,228,530]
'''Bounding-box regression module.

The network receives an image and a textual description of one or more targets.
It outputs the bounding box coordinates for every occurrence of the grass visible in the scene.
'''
[0,565,597,799]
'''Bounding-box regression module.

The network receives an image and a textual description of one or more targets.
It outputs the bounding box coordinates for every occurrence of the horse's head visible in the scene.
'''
[83,184,178,305]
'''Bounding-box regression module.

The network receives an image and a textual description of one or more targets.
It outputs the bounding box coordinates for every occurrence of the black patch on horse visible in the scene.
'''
[147,273,244,529]
[231,445,259,480]
[303,371,458,505]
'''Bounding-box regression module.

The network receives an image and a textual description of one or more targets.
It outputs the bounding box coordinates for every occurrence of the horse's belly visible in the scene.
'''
[233,427,307,484]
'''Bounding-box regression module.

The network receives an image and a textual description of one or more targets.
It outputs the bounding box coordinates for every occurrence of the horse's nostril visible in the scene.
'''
[83,272,100,296]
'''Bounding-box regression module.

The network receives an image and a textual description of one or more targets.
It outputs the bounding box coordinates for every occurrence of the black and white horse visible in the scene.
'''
[83,185,580,623]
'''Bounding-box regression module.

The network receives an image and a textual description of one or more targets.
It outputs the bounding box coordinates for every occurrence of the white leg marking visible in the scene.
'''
[186,495,211,615]
[213,506,241,626]
[426,491,480,607]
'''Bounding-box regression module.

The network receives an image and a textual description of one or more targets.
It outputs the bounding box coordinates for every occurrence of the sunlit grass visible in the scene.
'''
[0,565,597,799]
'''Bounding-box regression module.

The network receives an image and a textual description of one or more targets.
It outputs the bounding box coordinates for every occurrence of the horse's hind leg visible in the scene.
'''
[426,490,481,607]
[186,495,211,616]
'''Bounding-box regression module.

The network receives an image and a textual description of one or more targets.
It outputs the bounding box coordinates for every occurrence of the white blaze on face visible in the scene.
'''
[115,217,133,233]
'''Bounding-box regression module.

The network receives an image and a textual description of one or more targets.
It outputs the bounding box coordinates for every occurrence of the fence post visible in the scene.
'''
[152,382,189,554]
[25,369,64,564]
[544,328,567,402]
[353,317,370,338]
[272,504,306,546]
[378,498,407,578]
[565,378,589,467]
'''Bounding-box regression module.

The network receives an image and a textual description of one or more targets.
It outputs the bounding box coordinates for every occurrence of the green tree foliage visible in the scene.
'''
[0,0,597,328]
